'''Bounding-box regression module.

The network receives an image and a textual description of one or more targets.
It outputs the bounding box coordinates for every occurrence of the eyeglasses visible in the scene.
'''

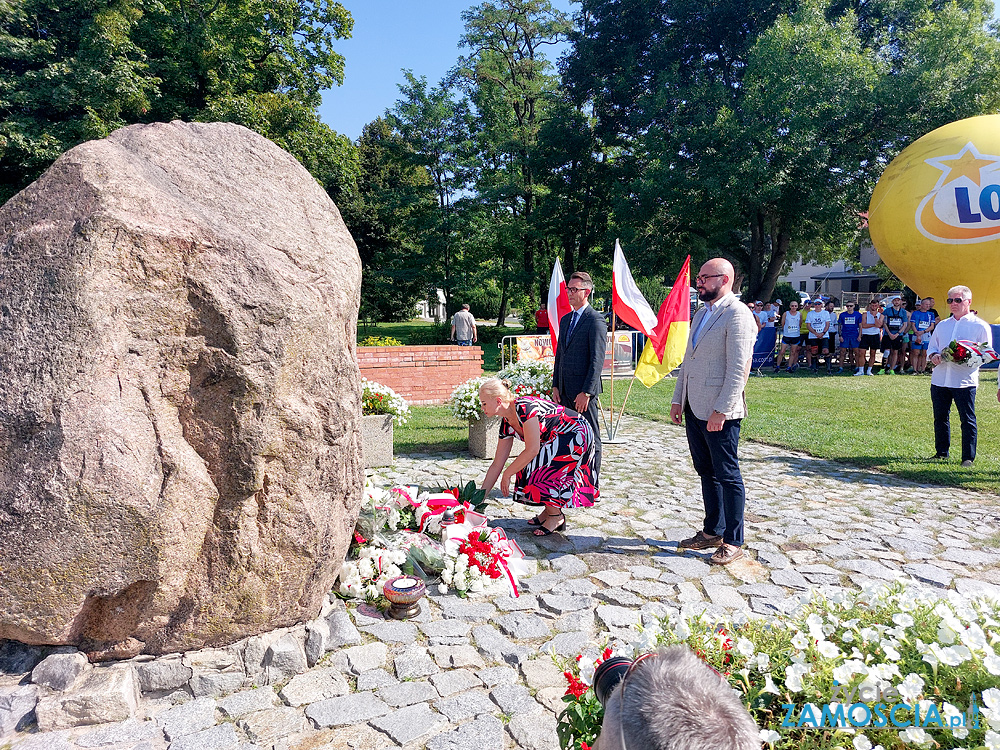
[946,297,966,303]
[695,273,725,284]
[566,286,587,293]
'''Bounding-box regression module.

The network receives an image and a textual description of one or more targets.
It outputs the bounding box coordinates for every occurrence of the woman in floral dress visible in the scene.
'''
[478,378,599,536]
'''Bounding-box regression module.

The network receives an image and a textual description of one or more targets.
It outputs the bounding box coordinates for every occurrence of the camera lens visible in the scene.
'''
[593,657,633,706]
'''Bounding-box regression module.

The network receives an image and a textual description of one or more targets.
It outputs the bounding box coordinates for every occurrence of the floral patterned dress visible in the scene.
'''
[498,397,599,509]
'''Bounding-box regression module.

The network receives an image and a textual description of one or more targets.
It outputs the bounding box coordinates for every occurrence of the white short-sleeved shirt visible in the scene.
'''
[928,313,993,389]
[806,310,831,338]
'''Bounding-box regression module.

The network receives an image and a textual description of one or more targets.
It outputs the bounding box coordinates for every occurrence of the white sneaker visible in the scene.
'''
[854,368,864,376]
[865,368,874,376]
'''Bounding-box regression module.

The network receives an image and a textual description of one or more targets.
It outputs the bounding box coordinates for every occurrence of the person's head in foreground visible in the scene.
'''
[591,645,761,750]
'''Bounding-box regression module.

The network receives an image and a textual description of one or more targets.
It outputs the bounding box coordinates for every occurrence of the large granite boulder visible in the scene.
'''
[0,121,363,656]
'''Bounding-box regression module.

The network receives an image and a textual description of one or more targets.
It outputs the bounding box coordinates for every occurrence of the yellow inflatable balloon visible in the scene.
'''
[869,114,1000,323]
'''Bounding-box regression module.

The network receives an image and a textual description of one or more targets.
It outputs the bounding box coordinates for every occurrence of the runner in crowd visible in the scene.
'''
[838,301,863,375]
[776,300,802,372]
[805,299,830,373]
[860,300,883,376]
[882,296,909,374]
[909,297,937,375]
[825,300,839,373]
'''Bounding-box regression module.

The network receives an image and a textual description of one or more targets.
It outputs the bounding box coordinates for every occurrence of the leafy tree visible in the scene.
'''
[388,71,473,312]
[344,117,433,322]
[0,0,354,204]
[456,0,570,321]
[563,0,1000,302]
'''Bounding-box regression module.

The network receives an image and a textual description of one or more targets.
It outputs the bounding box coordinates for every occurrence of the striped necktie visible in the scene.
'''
[566,311,579,338]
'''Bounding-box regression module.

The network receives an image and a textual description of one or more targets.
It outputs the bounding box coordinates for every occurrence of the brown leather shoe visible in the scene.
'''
[710,544,744,565]
[678,530,723,550]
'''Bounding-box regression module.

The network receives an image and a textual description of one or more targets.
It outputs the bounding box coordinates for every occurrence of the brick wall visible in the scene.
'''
[357,346,483,405]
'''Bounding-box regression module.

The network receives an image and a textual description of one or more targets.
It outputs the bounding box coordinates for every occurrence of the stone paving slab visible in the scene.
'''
[5,418,1000,749]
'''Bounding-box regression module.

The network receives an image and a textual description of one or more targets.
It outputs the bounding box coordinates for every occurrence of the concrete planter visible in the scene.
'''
[361,414,393,468]
[468,416,522,460]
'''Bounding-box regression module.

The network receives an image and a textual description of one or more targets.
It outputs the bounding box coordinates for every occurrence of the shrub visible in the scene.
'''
[359,335,402,347]
[361,378,410,426]
[449,360,554,421]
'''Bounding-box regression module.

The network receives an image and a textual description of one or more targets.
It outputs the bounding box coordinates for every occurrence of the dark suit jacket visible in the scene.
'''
[552,304,607,399]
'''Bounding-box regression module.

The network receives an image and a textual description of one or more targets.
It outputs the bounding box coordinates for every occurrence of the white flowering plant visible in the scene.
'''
[555,582,1000,750]
[449,360,555,421]
[336,544,407,601]
[361,378,410,426]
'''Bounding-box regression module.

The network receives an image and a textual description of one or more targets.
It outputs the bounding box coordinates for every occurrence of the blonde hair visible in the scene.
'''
[478,378,512,402]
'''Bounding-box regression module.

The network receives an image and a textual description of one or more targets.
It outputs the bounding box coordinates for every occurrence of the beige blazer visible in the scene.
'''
[670,294,757,421]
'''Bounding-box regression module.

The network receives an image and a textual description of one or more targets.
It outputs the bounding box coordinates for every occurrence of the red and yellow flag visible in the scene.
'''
[634,256,691,387]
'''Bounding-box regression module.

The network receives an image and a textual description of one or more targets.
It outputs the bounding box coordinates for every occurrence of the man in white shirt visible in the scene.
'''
[927,285,993,467]
[805,299,830,373]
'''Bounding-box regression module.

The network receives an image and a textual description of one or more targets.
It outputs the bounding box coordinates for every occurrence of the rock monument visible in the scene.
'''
[0,121,364,657]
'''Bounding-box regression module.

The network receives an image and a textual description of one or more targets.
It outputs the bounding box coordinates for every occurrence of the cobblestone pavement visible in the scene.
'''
[4,418,1000,750]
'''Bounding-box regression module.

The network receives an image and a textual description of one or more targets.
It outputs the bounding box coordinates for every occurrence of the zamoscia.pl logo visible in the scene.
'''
[781,684,983,730]
[917,142,1000,244]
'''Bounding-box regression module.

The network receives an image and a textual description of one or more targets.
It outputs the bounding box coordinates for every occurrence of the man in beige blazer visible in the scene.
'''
[669,258,756,565]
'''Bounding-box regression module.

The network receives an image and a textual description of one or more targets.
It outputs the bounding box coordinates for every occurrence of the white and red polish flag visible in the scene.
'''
[547,257,572,355]
[611,239,658,336]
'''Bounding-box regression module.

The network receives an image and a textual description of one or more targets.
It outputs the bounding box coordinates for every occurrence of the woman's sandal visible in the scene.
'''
[527,515,544,527]
[532,513,567,536]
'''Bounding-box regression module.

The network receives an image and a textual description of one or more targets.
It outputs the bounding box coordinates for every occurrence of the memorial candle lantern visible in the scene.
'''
[382,575,426,620]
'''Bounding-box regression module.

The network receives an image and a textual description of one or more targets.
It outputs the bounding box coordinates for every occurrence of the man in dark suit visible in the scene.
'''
[552,271,608,481]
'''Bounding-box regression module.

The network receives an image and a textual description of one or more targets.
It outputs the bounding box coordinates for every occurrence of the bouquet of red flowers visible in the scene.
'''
[941,340,998,368]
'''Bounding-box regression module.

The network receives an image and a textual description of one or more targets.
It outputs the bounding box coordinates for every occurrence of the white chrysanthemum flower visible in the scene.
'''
[759,729,780,744]
[985,653,1000,676]
[438,583,449,595]
[762,674,781,695]
[880,640,901,662]
[785,663,809,693]
[899,726,931,747]
[470,580,485,593]
[806,613,825,639]
[960,623,989,651]
[815,640,839,659]
[896,673,925,703]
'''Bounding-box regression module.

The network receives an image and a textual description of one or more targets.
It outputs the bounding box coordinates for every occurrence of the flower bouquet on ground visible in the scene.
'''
[555,582,1000,750]
[941,340,999,368]
[361,377,411,426]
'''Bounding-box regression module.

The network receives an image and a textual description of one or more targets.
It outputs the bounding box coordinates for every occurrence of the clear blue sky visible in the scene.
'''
[317,0,575,141]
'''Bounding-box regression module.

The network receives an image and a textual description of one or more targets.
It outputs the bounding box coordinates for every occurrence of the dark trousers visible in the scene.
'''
[560,393,602,484]
[684,405,745,547]
[931,384,977,461]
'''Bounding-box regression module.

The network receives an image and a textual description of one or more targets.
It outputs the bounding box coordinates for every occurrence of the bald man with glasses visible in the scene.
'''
[671,258,756,565]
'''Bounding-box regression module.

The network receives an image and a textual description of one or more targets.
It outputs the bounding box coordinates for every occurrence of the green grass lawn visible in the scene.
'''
[395,368,1000,493]
[396,406,467,454]
[607,367,1000,494]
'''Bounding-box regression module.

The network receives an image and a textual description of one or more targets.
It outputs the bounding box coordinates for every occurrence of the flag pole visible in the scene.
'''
[616,375,637,428]
[608,309,616,439]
